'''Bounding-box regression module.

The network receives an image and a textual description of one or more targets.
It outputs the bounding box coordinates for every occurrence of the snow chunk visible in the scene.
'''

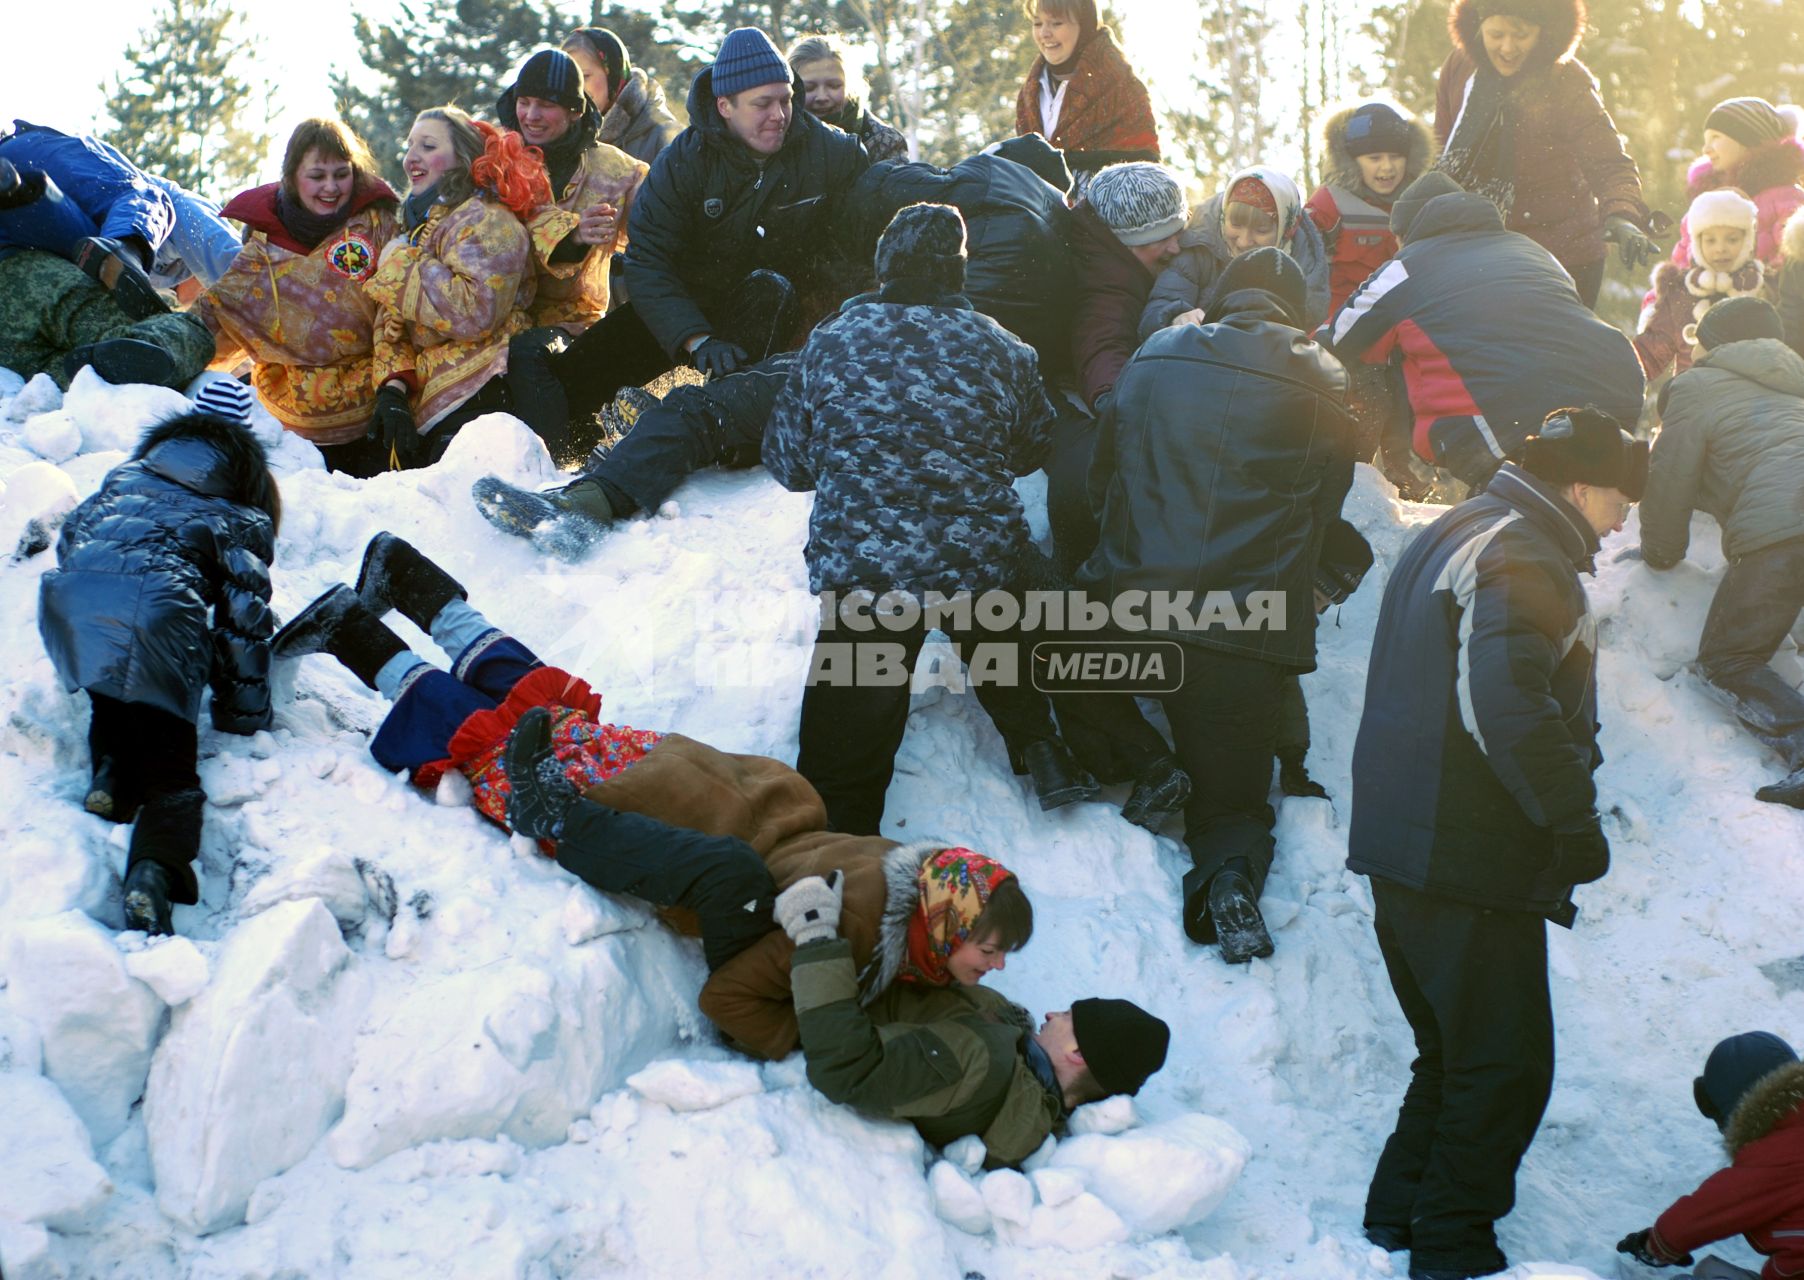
[3,911,163,1146]
[0,366,25,401]
[62,366,189,454]
[942,1133,986,1174]
[928,1159,991,1235]
[627,1059,764,1112]
[5,372,61,422]
[1067,1093,1138,1135]
[1030,1165,1086,1207]
[0,1221,56,1280]
[1046,1113,1251,1236]
[0,834,112,924]
[1004,1191,1132,1250]
[561,884,651,946]
[145,899,367,1234]
[0,1006,44,1074]
[237,847,372,930]
[0,461,79,560]
[22,410,82,463]
[0,1072,113,1230]
[122,936,211,1006]
[979,1167,1035,1227]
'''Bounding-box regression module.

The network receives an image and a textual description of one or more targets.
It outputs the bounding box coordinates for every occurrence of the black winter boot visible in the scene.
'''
[1120,755,1191,830]
[272,585,409,688]
[125,785,206,934]
[503,706,580,840]
[85,754,140,823]
[1278,751,1330,800]
[64,338,177,388]
[1757,765,1804,809]
[1205,871,1275,964]
[122,862,175,936]
[471,475,615,563]
[356,532,468,634]
[1017,739,1101,811]
[72,235,167,321]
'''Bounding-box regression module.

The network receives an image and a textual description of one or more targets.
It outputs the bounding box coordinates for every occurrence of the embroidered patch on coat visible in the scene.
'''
[328,234,377,281]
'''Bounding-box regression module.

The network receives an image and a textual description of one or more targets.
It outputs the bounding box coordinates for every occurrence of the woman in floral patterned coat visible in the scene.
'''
[196,118,399,474]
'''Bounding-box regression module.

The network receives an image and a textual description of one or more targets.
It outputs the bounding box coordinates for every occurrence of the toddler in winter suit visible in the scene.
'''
[1617,1031,1804,1280]
[37,408,280,935]
[1636,188,1769,380]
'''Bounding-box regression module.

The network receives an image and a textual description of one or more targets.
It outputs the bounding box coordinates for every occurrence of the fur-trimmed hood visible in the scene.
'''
[133,411,279,524]
[1784,202,1804,263]
[1688,135,1804,201]
[1320,103,1436,206]
[857,840,958,1002]
[1449,0,1585,71]
[1725,1059,1804,1156]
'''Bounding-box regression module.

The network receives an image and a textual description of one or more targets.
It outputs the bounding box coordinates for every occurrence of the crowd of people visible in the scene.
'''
[13,0,1804,1274]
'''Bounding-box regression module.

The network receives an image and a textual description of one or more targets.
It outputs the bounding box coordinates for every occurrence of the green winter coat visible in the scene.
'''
[1641,338,1804,569]
[791,938,1062,1168]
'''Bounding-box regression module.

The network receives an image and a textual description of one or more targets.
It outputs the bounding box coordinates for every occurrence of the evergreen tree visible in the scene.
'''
[102,0,271,201]
[1165,0,1280,191]
[574,3,707,114]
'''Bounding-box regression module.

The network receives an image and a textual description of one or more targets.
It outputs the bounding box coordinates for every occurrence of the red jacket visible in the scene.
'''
[1308,103,1436,314]
[1652,1062,1804,1280]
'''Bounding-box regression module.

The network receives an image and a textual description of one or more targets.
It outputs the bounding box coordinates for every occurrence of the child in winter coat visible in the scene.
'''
[1669,98,1804,278]
[1616,1031,1804,1280]
[37,409,280,936]
[363,107,560,470]
[1140,167,1331,339]
[1307,103,1436,315]
[1636,188,1768,380]
[196,117,400,475]
[1014,0,1160,188]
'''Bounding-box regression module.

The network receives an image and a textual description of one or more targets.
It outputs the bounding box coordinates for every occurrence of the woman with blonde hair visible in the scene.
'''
[788,34,907,162]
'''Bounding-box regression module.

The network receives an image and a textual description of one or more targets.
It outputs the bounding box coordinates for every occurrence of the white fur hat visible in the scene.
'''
[1687,188,1759,241]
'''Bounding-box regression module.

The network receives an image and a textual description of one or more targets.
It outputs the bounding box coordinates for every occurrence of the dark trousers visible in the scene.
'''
[583,353,797,517]
[370,633,540,775]
[1365,879,1554,1274]
[88,695,204,904]
[1044,404,1102,580]
[1696,536,1804,770]
[1276,674,1310,761]
[796,601,1060,836]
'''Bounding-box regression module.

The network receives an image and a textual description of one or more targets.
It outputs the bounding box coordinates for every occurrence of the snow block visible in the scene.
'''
[61,367,189,455]
[626,1059,763,1112]
[0,1220,59,1280]
[22,410,82,463]
[237,847,371,930]
[1046,1113,1251,1236]
[144,899,367,1234]
[0,461,78,560]
[0,1072,113,1230]
[122,937,210,1007]
[5,372,61,422]
[3,911,163,1147]
[928,1159,991,1235]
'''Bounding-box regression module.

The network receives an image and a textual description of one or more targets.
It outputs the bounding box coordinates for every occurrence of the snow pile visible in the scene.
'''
[0,368,1796,1279]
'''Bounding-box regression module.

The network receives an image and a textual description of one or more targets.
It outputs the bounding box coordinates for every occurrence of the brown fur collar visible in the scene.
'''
[1725,1060,1804,1156]
[1449,0,1585,70]
[1320,104,1437,205]
[1785,204,1804,263]
[859,840,956,1004]
[1690,137,1804,201]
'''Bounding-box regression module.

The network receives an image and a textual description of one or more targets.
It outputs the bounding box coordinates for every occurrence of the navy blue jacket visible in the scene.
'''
[1348,464,1604,921]
[0,121,174,260]
[39,415,277,734]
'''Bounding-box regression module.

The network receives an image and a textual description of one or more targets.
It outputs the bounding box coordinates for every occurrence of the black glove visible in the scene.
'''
[1616,1228,1691,1268]
[689,337,747,379]
[1314,519,1375,606]
[1550,816,1611,885]
[368,383,418,466]
[1604,215,1659,270]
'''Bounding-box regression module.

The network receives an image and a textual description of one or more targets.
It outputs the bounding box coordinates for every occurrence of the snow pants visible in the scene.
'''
[1365,879,1554,1276]
[88,695,205,905]
[0,249,212,389]
[1696,535,1804,770]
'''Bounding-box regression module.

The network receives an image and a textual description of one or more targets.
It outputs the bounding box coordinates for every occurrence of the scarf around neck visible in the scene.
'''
[534,118,595,195]
[275,188,354,252]
[402,184,442,234]
[900,847,1016,986]
[1437,64,1519,221]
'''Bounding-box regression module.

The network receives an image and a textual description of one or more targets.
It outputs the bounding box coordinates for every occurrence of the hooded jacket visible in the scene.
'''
[1782,207,1804,362]
[623,68,870,359]
[1306,105,1437,313]
[1651,1061,1804,1280]
[196,181,399,445]
[1434,0,1649,272]
[1348,463,1602,922]
[1640,338,1804,568]
[1140,169,1332,338]
[0,120,175,261]
[1013,28,1160,175]
[598,69,682,167]
[39,414,277,733]
[1081,288,1352,670]
[1322,188,1645,486]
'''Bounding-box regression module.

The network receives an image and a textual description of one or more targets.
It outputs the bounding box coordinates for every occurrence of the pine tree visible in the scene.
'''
[102,0,271,201]
[1165,0,1279,191]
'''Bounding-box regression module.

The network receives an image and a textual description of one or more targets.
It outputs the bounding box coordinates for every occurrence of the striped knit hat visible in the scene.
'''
[712,28,791,99]
[1704,97,1796,149]
[192,377,255,427]
[1087,162,1187,247]
[513,49,587,113]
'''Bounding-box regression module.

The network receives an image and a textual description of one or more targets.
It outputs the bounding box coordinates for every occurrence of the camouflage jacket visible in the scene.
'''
[763,284,1056,596]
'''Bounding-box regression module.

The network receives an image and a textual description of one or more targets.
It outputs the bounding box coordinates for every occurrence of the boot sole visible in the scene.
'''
[1037,780,1101,811]
[123,888,172,936]
[75,241,168,321]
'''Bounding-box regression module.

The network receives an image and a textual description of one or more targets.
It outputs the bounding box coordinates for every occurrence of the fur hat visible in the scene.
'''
[1517,406,1648,500]
[1087,162,1187,247]
[712,27,792,99]
[512,49,587,113]
[1695,1031,1798,1132]
[1449,0,1585,68]
[1211,245,1308,326]
[1705,97,1799,150]
[876,202,967,293]
[1687,187,1759,243]
[1696,296,1785,351]
[1072,998,1169,1098]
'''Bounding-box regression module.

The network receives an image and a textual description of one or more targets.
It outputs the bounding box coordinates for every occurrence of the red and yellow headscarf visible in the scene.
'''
[901,846,1016,986]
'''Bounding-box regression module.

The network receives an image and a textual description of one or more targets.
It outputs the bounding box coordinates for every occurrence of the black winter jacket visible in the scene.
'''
[1348,464,1603,922]
[1077,289,1353,670]
[623,69,870,358]
[39,414,278,733]
[840,151,1076,375]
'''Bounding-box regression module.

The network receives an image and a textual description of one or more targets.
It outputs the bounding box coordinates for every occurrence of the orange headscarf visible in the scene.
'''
[901,846,1016,986]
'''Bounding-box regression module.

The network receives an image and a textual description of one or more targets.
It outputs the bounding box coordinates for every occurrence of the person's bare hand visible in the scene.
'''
[576,203,618,246]
[1169,308,1207,328]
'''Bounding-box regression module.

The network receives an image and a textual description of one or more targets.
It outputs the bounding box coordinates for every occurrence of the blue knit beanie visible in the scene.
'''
[1695,1031,1798,1131]
[713,28,791,99]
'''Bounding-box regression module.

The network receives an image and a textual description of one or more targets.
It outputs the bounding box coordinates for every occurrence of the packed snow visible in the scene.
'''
[0,367,1799,1279]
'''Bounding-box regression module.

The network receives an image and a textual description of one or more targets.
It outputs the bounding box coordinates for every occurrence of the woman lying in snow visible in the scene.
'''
[273,533,1034,1059]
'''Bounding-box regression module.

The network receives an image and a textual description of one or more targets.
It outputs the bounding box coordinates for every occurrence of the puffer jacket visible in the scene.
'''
[1014,28,1160,174]
[598,70,682,167]
[1080,289,1352,670]
[1640,338,1804,568]
[763,283,1055,596]
[1669,137,1804,274]
[623,68,870,359]
[38,414,277,733]
[1348,464,1603,923]
[365,194,544,432]
[1651,1061,1804,1280]
[1783,208,1804,361]
[840,148,1076,373]
[1140,172,1332,339]
[0,120,174,260]
[196,181,398,446]
[1434,0,1650,273]
[1307,104,1437,314]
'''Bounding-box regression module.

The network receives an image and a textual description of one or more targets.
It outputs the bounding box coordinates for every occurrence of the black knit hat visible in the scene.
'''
[1518,406,1649,501]
[569,28,632,100]
[876,202,967,292]
[513,49,587,113]
[1071,998,1170,1098]
[1210,245,1308,325]
[1694,1031,1797,1132]
[1344,103,1415,158]
[1704,97,1791,150]
[1696,296,1785,351]
[993,133,1074,197]
[1390,170,1463,239]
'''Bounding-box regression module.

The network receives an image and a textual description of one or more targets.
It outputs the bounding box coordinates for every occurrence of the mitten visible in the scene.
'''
[775,872,844,947]
[1550,816,1611,885]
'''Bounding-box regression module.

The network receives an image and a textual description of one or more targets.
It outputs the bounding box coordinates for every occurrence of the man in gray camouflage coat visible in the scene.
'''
[764,202,1095,834]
